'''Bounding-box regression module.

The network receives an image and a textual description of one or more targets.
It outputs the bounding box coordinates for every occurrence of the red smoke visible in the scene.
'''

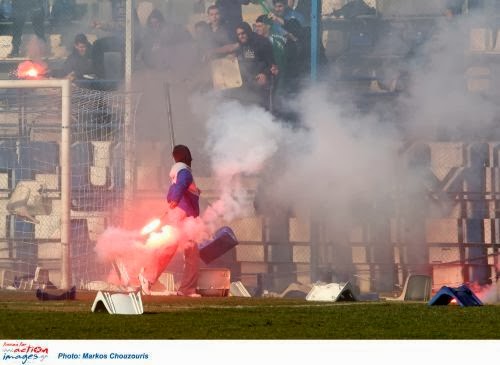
[96,223,179,287]
[95,205,211,288]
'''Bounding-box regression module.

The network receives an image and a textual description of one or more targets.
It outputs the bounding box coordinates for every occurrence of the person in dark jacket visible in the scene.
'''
[233,22,276,108]
[139,145,201,297]
[140,9,167,69]
[52,34,94,81]
[255,14,286,94]
[91,0,142,79]
[140,8,193,71]
[282,18,327,93]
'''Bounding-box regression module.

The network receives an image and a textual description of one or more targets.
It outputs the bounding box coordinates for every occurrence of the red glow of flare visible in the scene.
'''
[17,60,47,80]
[450,298,457,304]
[140,218,161,236]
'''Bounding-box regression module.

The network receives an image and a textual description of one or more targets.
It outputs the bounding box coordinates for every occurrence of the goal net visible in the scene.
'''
[0,81,139,290]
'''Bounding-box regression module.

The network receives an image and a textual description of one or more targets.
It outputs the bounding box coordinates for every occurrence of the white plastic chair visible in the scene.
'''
[385,274,432,301]
[91,291,143,315]
[29,266,50,290]
[470,28,493,52]
[0,269,14,288]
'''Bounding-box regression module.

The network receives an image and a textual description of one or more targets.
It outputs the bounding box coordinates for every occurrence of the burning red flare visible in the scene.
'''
[17,60,47,80]
[146,225,175,248]
[140,218,161,236]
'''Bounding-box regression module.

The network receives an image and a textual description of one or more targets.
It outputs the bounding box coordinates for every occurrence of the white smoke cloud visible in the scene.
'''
[197,86,401,227]
[401,13,499,138]
[203,99,286,221]
[273,85,400,215]
[205,100,282,177]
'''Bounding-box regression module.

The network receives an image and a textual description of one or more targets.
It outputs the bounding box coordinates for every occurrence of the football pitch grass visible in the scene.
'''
[1,290,500,339]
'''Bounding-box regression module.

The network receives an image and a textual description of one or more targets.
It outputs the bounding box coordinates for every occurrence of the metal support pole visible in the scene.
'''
[125,0,133,90]
[60,79,72,290]
[310,0,320,81]
[123,0,135,227]
[310,0,321,282]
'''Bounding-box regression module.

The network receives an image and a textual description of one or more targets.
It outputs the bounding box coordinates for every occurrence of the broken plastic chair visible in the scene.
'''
[29,266,50,289]
[306,282,358,302]
[91,291,143,314]
[385,274,432,301]
[229,281,252,297]
[428,284,483,306]
[0,269,14,288]
[36,286,76,301]
[7,182,52,224]
[280,282,312,298]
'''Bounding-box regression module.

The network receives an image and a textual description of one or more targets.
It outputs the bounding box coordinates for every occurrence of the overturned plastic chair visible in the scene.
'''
[428,284,483,307]
[91,291,143,315]
[385,274,432,302]
[230,281,252,297]
[29,266,50,290]
[280,282,313,299]
[306,282,357,302]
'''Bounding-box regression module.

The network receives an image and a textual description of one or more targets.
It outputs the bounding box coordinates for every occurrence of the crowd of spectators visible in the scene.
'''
[49,0,326,113]
[187,0,327,115]
[5,0,327,113]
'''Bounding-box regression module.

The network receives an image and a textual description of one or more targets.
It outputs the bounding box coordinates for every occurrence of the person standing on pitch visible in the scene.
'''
[139,145,202,297]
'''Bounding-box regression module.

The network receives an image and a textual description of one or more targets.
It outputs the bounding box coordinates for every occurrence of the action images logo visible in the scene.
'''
[1,341,49,364]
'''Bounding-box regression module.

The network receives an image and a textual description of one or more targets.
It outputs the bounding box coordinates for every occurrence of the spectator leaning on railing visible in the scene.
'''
[51,33,95,81]
[233,21,276,109]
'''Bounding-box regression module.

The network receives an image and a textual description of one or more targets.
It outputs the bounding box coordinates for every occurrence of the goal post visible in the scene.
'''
[0,79,72,289]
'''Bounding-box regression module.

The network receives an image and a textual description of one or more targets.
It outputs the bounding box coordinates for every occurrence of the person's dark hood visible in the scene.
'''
[172,145,192,166]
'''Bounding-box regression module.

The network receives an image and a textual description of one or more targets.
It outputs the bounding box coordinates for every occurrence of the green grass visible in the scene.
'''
[1,291,500,339]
